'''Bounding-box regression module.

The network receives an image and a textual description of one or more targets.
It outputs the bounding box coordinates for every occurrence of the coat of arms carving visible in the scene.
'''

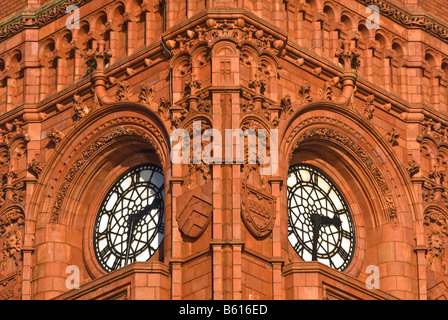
[241,165,275,238]
[176,182,212,239]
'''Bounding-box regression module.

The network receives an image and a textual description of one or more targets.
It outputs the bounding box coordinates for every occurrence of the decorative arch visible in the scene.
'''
[280,103,419,284]
[28,107,171,291]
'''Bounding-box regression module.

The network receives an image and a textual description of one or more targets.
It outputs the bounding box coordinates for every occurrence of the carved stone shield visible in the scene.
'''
[241,183,275,238]
[176,182,212,239]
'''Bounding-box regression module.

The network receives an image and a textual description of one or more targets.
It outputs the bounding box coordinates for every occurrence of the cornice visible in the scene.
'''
[355,0,448,41]
[0,0,93,41]
[0,0,448,44]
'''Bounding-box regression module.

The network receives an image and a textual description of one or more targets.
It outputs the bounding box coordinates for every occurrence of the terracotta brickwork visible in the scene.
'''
[0,0,27,21]
[413,0,448,18]
[0,0,448,301]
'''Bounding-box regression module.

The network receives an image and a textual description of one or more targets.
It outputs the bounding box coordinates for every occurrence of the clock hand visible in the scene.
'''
[310,214,321,261]
[310,214,341,261]
[124,198,161,264]
[132,198,161,223]
[125,218,135,265]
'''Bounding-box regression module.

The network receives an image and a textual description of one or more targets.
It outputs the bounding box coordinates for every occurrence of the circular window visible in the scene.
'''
[93,165,164,272]
[287,164,355,271]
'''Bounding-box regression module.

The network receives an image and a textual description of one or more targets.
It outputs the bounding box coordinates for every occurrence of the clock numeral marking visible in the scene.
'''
[310,172,318,184]
[294,242,303,254]
[341,229,351,239]
[99,246,112,261]
[338,248,349,261]
[111,257,122,270]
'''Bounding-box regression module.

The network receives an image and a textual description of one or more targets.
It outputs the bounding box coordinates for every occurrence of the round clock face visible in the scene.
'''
[93,165,164,272]
[287,164,355,271]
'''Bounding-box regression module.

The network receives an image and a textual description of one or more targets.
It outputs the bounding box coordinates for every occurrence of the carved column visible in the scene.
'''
[270,176,283,300]
[21,30,40,105]
[124,12,137,56]
[169,176,183,300]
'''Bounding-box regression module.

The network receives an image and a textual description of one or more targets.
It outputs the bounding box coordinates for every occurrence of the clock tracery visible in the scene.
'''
[287,164,355,271]
[93,165,164,273]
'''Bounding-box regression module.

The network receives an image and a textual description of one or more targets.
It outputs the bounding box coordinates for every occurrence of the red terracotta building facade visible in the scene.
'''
[0,0,448,300]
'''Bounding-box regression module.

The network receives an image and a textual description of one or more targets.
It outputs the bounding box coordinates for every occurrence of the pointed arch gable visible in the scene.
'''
[282,104,418,230]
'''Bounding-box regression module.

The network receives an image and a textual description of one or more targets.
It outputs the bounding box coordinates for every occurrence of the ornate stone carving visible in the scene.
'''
[0,148,9,167]
[157,97,172,122]
[240,91,271,123]
[27,158,43,178]
[355,0,448,45]
[0,273,19,300]
[417,118,448,146]
[279,95,293,119]
[115,81,134,102]
[196,97,212,114]
[249,72,267,95]
[176,193,212,239]
[184,74,202,97]
[319,77,339,101]
[362,95,375,120]
[2,230,21,262]
[138,83,155,105]
[386,128,400,146]
[176,177,212,239]
[0,208,24,236]
[291,124,399,226]
[47,128,64,144]
[0,206,24,299]
[335,39,360,71]
[406,160,420,177]
[0,119,28,145]
[186,163,211,191]
[73,95,89,119]
[430,163,445,186]
[50,121,165,224]
[427,230,448,274]
[297,83,312,104]
[424,209,448,236]
[241,165,275,238]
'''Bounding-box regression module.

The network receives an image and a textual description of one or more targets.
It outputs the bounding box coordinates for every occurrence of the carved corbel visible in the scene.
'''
[73,95,89,119]
[47,128,64,144]
[362,95,375,120]
[27,158,43,178]
[406,160,420,177]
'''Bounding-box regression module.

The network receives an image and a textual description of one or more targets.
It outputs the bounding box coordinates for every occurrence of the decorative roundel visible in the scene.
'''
[287,164,355,271]
[93,165,164,272]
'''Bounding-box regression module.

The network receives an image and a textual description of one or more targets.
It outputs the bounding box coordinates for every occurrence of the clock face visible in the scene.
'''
[287,164,355,271]
[93,165,164,272]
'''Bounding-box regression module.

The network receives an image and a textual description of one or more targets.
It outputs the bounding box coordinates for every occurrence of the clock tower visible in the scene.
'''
[0,0,447,300]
